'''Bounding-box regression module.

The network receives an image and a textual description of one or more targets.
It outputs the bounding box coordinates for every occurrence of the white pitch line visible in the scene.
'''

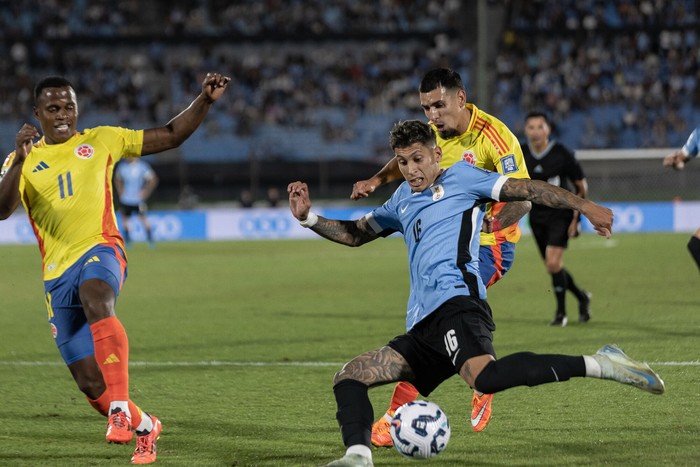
[0,360,698,367]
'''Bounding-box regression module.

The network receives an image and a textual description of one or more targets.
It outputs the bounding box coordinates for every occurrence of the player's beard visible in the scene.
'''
[438,128,460,139]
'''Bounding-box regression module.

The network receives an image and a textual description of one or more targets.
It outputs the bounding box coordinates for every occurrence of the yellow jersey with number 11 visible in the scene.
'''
[2,126,144,281]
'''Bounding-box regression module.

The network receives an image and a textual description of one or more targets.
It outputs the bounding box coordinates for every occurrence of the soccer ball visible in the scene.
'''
[390,400,451,459]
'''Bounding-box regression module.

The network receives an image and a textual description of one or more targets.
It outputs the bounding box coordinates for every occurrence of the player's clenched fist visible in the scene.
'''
[288,181,313,221]
[15,124,40,162]
[201,72,231,102]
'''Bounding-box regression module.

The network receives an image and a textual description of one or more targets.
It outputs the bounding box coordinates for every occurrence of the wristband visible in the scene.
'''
[490,216,503,232]
[299,211,318,228]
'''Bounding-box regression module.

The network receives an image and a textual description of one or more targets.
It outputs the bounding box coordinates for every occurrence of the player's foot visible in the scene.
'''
[370,411,394,447]
[593,344,665,394]
[470,391,493,432]
[325,453,374,467]
[131,414,162,464]
[106,409,133,444]
[578,290,592,322]
[549,313,568,327]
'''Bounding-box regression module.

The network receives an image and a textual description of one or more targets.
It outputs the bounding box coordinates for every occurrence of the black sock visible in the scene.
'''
[551,270,567,315]
[563,268,584,300]
[333,379,373,448]
[474,352,586,394]
[688,236,700,272]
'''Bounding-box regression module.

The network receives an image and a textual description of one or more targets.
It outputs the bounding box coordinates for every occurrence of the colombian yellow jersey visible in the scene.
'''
[434,103,530,245]
[4,126,144,280]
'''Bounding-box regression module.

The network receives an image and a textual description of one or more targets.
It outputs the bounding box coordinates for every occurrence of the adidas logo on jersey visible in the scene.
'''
[84,256,101,266]
[32,161,50,172]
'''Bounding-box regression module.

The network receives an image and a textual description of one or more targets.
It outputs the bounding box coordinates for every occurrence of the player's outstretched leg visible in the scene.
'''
[471,391,493,432]
[592,344,665,394]
[371,382,418,447]
[131,413,162,465]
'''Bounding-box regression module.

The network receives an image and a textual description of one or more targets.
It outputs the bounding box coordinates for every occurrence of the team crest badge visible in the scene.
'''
[51,323,58,339]
[462,151,476,165]
[74,144,94,159]
[430,184,445,201]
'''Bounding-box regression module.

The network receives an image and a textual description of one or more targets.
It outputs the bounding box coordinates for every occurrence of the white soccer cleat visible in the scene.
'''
[324,453,374,467]
[593,344,665,395]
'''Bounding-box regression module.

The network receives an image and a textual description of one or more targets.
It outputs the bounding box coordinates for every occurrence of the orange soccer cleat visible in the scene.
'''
[131,415,162,465]
[106,409,133,444]
[370,411,394,447]
[470,391,493,432]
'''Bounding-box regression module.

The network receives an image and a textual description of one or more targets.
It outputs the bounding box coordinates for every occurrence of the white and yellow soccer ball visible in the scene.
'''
[390,400,451,459]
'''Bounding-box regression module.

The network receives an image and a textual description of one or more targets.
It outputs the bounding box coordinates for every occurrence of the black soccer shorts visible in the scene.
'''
[387,295,496,396]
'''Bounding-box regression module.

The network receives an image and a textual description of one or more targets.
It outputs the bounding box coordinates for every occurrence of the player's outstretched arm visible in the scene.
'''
[141,72,230,156]
[289,181,379,246]
[500,178,613,238]
[0,124,39,219]
[350,157,402,200]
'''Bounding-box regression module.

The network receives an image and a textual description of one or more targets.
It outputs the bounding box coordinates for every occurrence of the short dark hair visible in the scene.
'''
[524,110,550,125]
[34,76,74,103]
[419,68,464,93]
[389,120,436,150]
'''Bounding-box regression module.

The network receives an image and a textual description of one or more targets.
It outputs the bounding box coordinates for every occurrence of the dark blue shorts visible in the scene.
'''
[44,244,127,365]
[478,242,515,288]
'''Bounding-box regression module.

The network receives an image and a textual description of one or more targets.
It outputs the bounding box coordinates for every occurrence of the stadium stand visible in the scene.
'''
[0,0,698,203]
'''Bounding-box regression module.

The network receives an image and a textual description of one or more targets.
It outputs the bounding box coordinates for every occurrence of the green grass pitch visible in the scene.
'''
[0,232,698,466]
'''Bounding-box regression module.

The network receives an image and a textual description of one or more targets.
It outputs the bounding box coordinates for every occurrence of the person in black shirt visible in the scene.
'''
[522,111,592,326]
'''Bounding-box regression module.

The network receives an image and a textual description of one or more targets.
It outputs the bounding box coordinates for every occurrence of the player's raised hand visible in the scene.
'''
[201,72,231,102]
[350,179,376,200]
[288,181,312,221]
[15,124,40,162]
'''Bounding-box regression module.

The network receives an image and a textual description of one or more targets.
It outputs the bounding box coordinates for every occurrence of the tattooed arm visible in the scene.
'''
[482,200,532,233]
[288,181,380,247]
[500,178,613,238]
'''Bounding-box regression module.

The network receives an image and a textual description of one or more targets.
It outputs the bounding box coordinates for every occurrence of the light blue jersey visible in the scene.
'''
[366,161,508,331]
[115,158,155,205]
[681,125,700,158]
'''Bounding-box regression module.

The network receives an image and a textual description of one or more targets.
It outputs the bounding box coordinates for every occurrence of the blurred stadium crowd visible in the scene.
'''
[494,0,699,149]
[0,0,698,201]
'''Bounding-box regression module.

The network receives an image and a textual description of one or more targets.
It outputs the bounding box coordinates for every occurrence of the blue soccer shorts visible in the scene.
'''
[478,241,515,288]
[44,244,127,365]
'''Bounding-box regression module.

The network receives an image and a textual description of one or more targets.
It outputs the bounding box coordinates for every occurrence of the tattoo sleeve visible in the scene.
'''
[492,200,531,229]
[501,179,586,211]
[310,216,379,247]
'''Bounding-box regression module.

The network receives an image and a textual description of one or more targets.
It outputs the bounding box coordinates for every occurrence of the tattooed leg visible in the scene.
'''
[333,346,415,449]
[333,345,415,387]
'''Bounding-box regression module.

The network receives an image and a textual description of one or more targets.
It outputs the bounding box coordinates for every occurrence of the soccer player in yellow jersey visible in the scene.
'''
[351,68,531,443]
[0,72,229,464]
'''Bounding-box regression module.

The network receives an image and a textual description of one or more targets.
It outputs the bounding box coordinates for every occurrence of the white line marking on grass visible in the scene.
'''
[1,360,698,367]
